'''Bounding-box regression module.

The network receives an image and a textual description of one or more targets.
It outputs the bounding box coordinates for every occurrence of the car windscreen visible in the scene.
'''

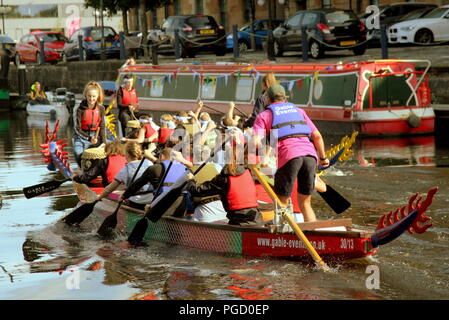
[37,33,68,42]
[186,16,218,28]
[239,23,250,31]
[0,35,14,43]
[423,8,448,19]
[90,28,116,41]
[325,11,359,25]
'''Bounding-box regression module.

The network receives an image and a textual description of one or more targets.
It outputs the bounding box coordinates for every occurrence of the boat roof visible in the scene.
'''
[120,60,417,75]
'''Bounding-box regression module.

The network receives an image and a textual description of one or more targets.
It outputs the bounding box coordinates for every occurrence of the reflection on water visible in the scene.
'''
[355,136,435,168]
[0,110,449,300]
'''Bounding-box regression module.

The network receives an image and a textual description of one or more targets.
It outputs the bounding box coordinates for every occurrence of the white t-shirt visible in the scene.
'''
[115,159,153,203]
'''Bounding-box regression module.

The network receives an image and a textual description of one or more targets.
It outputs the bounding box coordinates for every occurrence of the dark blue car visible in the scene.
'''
[62,26,121,61]
[226,19,284,52]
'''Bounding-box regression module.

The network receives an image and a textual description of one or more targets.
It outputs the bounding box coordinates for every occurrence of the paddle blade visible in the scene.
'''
[23,179,70,199]
[317,184,351,214]
[62,200,99,225]
[127,217,149,245]
[97,203,122,237]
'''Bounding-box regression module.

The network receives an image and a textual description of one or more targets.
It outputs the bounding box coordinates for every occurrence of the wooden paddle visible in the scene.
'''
[23,178,71,199]
[128,138,231,245]
[97,156,148,237]
[250,165,330,271]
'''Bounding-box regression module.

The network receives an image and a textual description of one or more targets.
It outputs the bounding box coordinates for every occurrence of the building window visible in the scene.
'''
[195,0,204,14]
[174,0,181,15]
[322,0,331,9]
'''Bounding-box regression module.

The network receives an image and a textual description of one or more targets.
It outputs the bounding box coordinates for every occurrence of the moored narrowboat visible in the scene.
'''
[117,59,434,136]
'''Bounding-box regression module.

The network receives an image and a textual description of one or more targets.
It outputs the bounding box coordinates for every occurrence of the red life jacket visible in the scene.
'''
[106,154,127,184]
[81,105,102,131]
[159,128,174,144]
[227,169,258,211]
[121,87,138,106]
[144,123,157,142]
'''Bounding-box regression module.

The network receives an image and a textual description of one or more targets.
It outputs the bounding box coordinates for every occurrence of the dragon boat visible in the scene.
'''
[32,122,439,263]
[117,59,434,136]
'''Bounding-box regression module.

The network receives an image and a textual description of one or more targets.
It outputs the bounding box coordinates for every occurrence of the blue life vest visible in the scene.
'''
[157,160,187,195]
[267,102,311,140]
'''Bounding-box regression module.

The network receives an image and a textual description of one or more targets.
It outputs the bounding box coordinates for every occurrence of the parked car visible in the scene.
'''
[0,34,16,61]
[388,5,449,44]
[62,26,121,61]
[226,19,284,52]
[360,2,437,42]
[15,31,67,65]
[273,9,367,59]
[155,15,226,58]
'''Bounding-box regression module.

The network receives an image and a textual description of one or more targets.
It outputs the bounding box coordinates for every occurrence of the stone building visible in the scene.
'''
[127,0,447,33]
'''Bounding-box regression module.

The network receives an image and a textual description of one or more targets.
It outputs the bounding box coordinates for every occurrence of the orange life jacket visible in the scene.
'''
[106,154,127,184]
[227,169,258,211]
[121,87,138,106]
[144,123,157,142]
[81,105,102,131]
[159,128,174,144]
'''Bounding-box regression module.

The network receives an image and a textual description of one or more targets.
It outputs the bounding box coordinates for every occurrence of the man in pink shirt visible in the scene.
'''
[252,84,329,222]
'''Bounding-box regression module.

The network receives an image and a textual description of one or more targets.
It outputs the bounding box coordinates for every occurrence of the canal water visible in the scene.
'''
[0,109,448,300]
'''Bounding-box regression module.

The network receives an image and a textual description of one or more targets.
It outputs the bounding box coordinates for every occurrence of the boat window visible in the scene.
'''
[150,77,164,97]
[201,77,217,99]
[235,77,253,101]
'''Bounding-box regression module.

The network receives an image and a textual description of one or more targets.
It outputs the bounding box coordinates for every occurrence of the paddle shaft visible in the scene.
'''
[23,178,71,198]
[250,165,329,270]
[97,155,147,235]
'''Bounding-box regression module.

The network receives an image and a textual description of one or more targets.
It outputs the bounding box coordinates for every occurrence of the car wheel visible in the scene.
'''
[309,40,324,59]
[15,54,21,66]
[352,44,366,56]
[238,40,249,54]
[274,41,283,57]
[414,29,433,44]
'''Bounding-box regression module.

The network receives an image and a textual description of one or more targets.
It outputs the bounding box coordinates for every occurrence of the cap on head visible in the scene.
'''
[266,84,286,101]
[81,147,106,160]
[126,120,141,129]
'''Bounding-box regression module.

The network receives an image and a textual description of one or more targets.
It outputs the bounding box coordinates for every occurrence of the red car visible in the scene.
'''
[15,31,68,64]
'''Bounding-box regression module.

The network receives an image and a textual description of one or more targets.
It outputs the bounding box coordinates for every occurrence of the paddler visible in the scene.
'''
[72,141,127,188]
[28,81,50,105]
[185,146,227,223]
[252,84,330,222]
[186,134,262,226]
[96,142,153,210]
[117,74,139,136]
[119,147,190,217]
[73,81,107,167]
[121,115,159,144]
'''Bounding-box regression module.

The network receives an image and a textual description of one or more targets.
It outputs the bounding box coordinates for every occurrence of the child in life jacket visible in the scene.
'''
[186,135,262,226]
[96,141,153,210]
[28,81,50,105]
[117,74,139,135]
[72,141,127,187]
[73,81,106,167]
[158,114,175,144]
[120,147,189,217]
[121,115,158,144]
